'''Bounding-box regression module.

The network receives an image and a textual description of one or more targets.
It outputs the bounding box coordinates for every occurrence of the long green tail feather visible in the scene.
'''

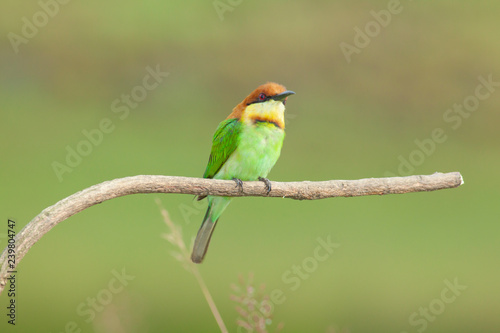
[191,208,218,263]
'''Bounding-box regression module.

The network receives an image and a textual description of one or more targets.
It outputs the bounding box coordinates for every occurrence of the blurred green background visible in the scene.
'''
[1,1,499,332]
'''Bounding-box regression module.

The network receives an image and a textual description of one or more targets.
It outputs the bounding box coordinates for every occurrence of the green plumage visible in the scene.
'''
[191,118,285,263]
[203,118,242,179]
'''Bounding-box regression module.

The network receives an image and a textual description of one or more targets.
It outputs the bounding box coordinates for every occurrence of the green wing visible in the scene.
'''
[203,118,242,179]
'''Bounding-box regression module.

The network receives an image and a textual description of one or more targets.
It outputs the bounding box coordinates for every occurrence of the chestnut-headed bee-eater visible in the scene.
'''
[191,82,295,263]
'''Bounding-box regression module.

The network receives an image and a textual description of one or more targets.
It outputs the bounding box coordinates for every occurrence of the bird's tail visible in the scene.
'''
[191,196,231,263]
[191,207,218,264]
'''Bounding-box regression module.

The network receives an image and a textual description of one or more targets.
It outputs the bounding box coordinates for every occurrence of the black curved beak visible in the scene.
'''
[271,90,295,102]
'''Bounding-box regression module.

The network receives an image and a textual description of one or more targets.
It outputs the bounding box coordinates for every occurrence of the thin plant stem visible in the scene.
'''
[156,199,228,333]
[191,265,228,333]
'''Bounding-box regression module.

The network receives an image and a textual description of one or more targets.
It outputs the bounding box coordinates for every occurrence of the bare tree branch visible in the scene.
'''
[0,172,463,294]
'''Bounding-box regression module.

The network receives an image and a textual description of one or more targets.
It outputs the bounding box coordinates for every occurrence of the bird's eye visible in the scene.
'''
[258,93,266,101]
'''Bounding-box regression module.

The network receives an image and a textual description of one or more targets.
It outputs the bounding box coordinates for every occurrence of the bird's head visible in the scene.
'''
[227,82,295,129]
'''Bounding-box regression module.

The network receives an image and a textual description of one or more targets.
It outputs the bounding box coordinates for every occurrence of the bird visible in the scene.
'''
[191,82,295,263]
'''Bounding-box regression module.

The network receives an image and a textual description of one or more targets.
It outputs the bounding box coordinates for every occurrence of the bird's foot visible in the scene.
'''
[232,178,244,192]
[259,177,272,194]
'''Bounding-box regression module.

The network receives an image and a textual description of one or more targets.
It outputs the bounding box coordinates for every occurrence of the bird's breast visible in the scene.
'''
[214,123,284,181]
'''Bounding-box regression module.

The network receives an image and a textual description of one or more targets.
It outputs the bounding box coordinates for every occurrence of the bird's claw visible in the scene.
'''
[259,177,272,194]
[232,178,244,192]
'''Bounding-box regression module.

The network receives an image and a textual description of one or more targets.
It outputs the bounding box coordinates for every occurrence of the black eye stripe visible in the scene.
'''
[247,94,270,105]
